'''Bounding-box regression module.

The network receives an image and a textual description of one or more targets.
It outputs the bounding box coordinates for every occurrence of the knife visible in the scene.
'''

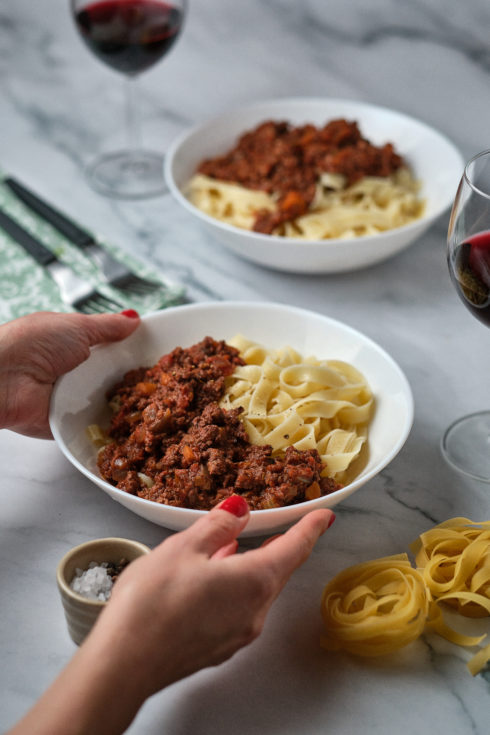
[0,205,57,268]
[5,177,95,249]
[4,177,160,289]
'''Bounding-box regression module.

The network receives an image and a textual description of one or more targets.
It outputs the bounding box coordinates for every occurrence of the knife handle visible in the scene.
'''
[5,177,93,249]
[0,206,56,266]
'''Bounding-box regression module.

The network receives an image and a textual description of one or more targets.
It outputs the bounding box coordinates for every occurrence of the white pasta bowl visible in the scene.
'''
[164,97,464,273]
[49,302,413,537]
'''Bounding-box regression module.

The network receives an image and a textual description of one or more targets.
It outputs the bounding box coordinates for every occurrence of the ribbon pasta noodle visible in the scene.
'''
[187,168,424,240]
[188,174,276,231]
[411,517,490,675]
[220,335,373,483]
[320,518,490,675]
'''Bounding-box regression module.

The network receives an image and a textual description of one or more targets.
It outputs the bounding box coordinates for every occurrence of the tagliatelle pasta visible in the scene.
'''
[188,174,276,231]
[320,518,490,676]
[466,642,490,676]
[320,554,428,656]
[411,517,490,616]
[411,517,490,674]
[187,168,424,240]
[220,335,373,483]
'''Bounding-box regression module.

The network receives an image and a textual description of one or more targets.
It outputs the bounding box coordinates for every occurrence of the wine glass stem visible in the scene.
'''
[125,76,142,153]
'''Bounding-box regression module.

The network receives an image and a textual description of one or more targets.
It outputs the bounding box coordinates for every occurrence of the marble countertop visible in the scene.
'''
[1,1,490,732]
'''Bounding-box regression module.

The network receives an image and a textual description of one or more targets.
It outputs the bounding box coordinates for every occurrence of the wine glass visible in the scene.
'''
[442,148,490,482]
[71,0,187,199]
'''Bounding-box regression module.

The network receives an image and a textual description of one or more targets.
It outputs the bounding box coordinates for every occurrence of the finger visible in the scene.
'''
[183,495,250,558]
[260,534,282,548]
[211,539,239,559]
[82,311,141,347]
[249,509,335,584]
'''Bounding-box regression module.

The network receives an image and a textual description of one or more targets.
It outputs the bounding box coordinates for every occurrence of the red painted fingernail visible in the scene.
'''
[327,512,336,528]
[121,309,139,319]
[219,495,249,518]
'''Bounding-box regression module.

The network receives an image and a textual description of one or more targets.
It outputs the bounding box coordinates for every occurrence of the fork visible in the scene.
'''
[5,177,163,296]
[82,242,159,296]
[0,206,124,314]
[46,259,125,314]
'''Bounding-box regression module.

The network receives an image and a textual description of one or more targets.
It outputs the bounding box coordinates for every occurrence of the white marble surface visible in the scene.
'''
[1,0,490,732]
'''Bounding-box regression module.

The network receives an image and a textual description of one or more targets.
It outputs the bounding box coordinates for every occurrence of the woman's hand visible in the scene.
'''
[94,498,334,695]
[0,310,140,439]
[10,499,335,735]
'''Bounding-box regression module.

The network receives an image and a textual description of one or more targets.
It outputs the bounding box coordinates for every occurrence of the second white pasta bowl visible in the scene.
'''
[49,302,413,537]
[164,97,464,273]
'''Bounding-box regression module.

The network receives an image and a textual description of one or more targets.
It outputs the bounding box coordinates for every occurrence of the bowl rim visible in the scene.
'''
[164,95,464,248]
[49,301,414,521]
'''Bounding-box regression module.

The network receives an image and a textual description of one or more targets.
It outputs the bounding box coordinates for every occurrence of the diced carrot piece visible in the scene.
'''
[136,382,157,395]
[182,445,196,462]
[305,481,321,500]
[280,190,306,212]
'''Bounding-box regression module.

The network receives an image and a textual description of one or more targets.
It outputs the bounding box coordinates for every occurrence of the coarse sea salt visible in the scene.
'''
[70,561,113,602]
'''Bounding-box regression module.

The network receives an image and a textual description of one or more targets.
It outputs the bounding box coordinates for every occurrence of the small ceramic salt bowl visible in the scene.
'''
[56,537,150,646]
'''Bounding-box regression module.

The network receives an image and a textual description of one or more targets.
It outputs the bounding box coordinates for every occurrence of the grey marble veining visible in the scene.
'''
[1,1,490,733]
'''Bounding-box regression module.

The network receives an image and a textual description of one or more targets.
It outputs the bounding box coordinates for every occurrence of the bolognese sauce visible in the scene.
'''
[97,337,340,510]
[197,119,404,234]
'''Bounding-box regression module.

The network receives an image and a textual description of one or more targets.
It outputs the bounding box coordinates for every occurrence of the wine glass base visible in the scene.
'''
[441,410,490,483]
[87,150,166,199]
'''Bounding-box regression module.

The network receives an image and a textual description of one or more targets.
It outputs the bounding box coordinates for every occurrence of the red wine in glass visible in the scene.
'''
[443,149,490,482]
[75,0,184,75]
[450,231,490,327]
[71,0,187,199]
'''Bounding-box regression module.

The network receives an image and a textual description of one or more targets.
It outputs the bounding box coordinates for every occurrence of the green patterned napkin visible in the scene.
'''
[0,180,185,323]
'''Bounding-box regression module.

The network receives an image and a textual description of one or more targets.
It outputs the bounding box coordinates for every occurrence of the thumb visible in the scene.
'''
[186,495,250,557]
[82,311,141,347]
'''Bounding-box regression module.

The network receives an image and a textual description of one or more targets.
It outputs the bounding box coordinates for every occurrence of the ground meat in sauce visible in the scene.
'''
[97,337,341,511]
[197,118,404,234]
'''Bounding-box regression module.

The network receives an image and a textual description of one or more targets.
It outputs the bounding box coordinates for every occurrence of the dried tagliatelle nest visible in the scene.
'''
[320,518,490,676]
[320,554,428,657]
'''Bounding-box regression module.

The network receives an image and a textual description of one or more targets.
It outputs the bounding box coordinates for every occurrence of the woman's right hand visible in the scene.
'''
[9,500,335,735]
[92,498,335,697]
